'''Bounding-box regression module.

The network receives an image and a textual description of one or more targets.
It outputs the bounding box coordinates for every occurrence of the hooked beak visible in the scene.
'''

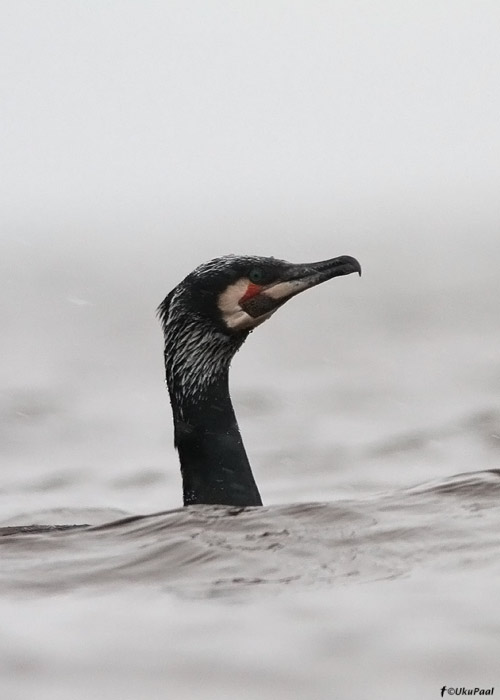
[241,255,361,319]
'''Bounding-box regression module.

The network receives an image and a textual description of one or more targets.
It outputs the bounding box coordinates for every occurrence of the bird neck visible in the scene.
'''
[166,334,262,507]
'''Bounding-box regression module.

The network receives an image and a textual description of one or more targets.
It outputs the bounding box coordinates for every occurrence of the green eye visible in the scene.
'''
[249,267,265,284]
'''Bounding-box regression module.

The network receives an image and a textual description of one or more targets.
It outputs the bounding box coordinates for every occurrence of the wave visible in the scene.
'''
[1,470,499,598]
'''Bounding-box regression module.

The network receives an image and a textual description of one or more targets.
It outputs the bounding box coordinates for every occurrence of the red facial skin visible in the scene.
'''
[240,282,263,303]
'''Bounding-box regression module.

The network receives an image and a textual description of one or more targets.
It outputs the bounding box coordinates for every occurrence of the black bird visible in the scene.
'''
[158,254,361,507]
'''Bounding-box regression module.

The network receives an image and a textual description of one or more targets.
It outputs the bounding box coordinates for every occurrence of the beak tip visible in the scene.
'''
[350,257,362,277]
[343,256,362,277]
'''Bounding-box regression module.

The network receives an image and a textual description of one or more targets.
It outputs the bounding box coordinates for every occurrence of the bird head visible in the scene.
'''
[160,253,361,338]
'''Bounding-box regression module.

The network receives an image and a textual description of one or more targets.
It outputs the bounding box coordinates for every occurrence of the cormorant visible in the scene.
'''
[158,254,361,507]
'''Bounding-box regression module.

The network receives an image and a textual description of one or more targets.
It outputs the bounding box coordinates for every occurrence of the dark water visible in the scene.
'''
[2,471,500,598]
[1,473,500,700]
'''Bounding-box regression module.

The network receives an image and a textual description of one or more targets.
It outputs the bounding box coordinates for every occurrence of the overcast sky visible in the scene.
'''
[1,1,499,263]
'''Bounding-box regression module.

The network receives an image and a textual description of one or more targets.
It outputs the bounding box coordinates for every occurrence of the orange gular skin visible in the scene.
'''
[240,282,263,304]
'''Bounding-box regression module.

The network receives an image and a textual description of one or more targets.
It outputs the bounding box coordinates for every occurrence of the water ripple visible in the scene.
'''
[1,470,500,599]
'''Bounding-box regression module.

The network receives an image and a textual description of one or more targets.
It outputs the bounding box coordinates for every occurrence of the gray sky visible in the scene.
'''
[1,1,499,259]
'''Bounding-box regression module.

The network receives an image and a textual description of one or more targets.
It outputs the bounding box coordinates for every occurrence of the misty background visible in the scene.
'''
[2,5,500,700]
[1,1,499,518]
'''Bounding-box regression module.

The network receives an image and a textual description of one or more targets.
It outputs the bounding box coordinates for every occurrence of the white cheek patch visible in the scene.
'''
[218,279,268,331]
[218,278,251,330]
